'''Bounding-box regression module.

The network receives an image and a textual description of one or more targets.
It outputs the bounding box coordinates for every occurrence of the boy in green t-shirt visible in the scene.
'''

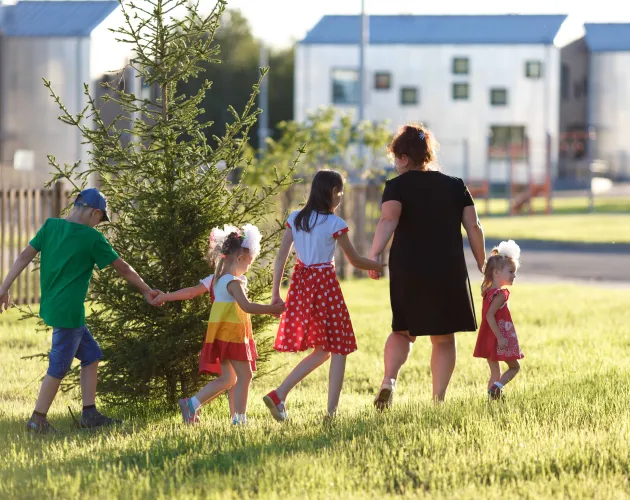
[0,188,160,433]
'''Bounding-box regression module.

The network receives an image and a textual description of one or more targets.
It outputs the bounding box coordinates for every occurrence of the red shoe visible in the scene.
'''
[262,390,288,422]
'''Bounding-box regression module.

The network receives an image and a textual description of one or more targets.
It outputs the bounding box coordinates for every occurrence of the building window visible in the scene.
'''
[400,87,418,105]
[453,57,469,75]
[332,69,360,105]
[453,83,469,100]
[561,64,570,100]
[489,126,528,159]
[374,72,391,90]
[526,61,542,79]
[490,88,508,106]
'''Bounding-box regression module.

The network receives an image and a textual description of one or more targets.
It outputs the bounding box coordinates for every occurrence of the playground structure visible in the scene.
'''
[463,134,552,216]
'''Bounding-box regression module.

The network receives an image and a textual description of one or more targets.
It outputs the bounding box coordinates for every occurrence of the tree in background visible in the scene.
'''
[38,0,296,406]
[178,8,294,150]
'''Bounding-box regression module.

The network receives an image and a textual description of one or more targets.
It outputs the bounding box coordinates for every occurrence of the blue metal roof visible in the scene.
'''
[585,23,630,52]
[1,1,119,37]
[301,15,568,45]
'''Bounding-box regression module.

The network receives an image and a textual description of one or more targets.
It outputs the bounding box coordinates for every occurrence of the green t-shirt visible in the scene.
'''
[29,218,119,328]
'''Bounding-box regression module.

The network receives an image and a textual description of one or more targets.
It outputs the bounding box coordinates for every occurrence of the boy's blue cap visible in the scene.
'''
[74,188,110,221]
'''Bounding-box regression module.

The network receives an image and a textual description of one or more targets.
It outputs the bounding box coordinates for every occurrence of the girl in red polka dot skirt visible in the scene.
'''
[473,240,524,400]
[263,170,385,420]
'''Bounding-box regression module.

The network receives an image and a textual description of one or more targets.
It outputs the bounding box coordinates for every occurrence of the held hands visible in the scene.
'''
[270,294,285,317]
[0,289,10,313]
[368,256,386,280]
[150,291,169,306]
[143,289,165,306]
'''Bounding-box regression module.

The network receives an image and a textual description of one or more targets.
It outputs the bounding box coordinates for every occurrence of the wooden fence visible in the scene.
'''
[0,184,72,305]
[1,181,387,305]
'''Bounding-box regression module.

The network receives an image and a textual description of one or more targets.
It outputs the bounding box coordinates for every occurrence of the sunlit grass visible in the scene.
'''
[0,280,628,499]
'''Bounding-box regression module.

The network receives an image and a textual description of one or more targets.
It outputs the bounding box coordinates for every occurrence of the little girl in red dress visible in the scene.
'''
[263,170,385,420]
[473,240,524,399]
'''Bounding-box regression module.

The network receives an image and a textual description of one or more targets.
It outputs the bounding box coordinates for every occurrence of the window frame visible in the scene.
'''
[331,68,360,105]
[490,88,508,106]
[400,86,419,106]
[452,57,470,75]
[525,60,543,79]
[452,82,469,100]
[374,71,391,90]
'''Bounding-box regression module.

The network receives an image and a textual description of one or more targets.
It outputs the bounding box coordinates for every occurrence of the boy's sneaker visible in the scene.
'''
[26,416,57,435]
[178,398,200,425]
[78,411,123,429]
[263,390,288,422]
[488,384,503,401]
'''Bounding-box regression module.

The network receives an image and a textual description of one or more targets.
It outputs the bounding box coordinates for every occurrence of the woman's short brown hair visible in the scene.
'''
[387,122,439,170]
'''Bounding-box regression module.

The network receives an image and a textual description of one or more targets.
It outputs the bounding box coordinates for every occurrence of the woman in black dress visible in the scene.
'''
[369,123,486,406]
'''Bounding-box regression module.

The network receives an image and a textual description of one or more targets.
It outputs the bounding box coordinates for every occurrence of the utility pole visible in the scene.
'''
[258,40,269,155]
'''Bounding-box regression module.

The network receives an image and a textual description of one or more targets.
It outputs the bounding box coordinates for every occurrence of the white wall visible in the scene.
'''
[590,52,630,179]
[2,37,90,183]
[295,43,561,183]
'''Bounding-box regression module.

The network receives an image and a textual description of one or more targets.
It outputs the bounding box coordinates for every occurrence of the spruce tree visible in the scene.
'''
[40,0,296,406]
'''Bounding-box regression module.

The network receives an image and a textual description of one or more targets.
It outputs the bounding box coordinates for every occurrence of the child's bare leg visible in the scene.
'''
[327,354,346,416]
[34,375,62,414]
[487,360,501,390]
[227,385,236,417]
[498,360,520,387]
[275,347,331,401]
[230,361,253,415]
[195,361,236,405]
[80,361,99,407]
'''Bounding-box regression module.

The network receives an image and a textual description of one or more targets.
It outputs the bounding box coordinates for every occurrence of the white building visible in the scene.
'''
[295,15,586,183]
[585,24,630,181]
[0,0,133,188]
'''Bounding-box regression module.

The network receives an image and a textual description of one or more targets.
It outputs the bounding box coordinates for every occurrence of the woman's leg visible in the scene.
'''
[230,361,253,415]
[327,354,347,416]
[430,334,456,402]
[487,360,501,390]
[275,347,331,401]
[381,331,414,386]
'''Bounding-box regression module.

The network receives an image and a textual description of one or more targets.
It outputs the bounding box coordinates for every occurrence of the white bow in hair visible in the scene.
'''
[241,224,262,257]
[497,240,521,260]
[209,224,239,250]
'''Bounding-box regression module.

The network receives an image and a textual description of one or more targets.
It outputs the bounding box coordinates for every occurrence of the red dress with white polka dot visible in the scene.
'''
[274,260,357,355]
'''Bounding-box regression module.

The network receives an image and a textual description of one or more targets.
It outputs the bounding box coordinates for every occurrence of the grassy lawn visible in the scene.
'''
[477,213,630,244]
[474,195,630,215]
[1,280,629,499]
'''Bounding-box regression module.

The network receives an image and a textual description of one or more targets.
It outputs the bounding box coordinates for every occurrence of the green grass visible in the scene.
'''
[477,213,630,244]
[473,195,630,216]
[1,280,629,499]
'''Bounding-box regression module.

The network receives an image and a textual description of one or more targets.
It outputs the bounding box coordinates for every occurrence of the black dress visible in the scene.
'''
[383,170,477,336]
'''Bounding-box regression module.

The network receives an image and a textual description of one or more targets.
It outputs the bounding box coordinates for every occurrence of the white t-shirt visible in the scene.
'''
[286,210,349,266]
[200,273,247,301]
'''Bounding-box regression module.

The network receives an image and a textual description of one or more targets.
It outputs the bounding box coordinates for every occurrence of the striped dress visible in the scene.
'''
[198,273,258,375]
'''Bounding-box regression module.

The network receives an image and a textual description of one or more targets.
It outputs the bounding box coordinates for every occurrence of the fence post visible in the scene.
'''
[52,182,63,218]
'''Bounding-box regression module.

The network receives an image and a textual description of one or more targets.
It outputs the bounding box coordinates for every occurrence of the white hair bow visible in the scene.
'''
[497,240,521,260]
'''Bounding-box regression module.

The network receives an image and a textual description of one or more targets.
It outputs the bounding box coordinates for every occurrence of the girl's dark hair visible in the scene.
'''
[294,170,344,233]
[206,232,246,289]
[387,122,439,170]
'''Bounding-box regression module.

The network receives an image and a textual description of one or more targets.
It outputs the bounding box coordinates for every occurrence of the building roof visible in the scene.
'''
[0,1,119,37]
[585,23,630,52]
[301,14,568,45]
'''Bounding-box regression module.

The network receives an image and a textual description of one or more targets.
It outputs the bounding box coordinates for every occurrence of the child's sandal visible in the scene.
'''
[263,390,288,422]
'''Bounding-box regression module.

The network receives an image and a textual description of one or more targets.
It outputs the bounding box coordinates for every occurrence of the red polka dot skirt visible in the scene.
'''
[274,261,357,355]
